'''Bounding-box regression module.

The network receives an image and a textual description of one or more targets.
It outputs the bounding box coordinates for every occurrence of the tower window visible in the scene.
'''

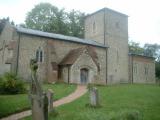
[115,22,120,29]
[40,50,43,62]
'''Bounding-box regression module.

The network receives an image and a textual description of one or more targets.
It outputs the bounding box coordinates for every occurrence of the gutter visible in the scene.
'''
[67,65,70,84]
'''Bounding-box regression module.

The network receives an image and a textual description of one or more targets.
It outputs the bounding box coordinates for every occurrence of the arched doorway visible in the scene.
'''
[80,68,89,84]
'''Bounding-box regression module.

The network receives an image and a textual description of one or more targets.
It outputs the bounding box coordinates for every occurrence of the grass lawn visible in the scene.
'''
[24,84,160,120]
[0,83,76,118]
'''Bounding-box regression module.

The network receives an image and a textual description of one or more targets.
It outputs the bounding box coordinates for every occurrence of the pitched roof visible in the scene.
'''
[16,27,107,48]
[86,7,128,18]
[60,47,84,65]
[59,46,100,71]
[129,53,155,59]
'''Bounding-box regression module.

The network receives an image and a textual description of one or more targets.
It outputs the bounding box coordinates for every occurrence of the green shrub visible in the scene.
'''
[0,72,26,94]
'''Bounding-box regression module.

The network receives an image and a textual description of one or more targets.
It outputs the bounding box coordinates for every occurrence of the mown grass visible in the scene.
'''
[0,83,76,118]
[24,84,160,120]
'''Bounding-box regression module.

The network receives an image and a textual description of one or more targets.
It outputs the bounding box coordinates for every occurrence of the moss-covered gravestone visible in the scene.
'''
[90,87,99,107]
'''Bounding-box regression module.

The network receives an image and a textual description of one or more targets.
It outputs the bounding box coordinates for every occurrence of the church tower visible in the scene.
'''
[85,8,129,84]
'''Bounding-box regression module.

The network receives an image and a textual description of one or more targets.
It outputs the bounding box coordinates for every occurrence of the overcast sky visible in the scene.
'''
[0,0,159,46]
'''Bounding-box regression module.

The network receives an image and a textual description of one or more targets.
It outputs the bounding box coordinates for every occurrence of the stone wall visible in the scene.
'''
[129,55,155,84]
[17,34,47,81]
[16,33,106,83]
[70,49,98,84]
[0,23,15,74]
[85,8,129,84]
[61,66,69,83]
[105,9,129,84]
[85,10,105,44]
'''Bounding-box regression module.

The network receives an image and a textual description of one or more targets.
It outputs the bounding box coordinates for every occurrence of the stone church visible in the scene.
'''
[0,8,155,84]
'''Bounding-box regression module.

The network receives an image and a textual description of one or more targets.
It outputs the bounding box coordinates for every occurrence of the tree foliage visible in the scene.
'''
[156,62,160,79]
[128,41,144,55]
[25,3,85,38]
[67,10,85,38]
[144,44,160,62]
[0,17,15,33]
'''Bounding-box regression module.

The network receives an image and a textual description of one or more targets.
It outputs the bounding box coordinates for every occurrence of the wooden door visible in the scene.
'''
[80,68,88,84]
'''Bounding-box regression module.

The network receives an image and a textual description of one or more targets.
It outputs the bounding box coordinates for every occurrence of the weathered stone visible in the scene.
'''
[47,89,54,111]
[31,95,45,120]
[29,59,48,120]
[90,87,99,106]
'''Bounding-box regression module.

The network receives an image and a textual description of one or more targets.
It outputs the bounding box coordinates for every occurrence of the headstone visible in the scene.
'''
[47,89,54,111]
[90,87,99,107]
[29,59,48,120]
[44,93,48,120]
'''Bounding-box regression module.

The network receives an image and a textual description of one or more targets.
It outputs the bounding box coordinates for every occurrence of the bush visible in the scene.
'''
[0,72,26,94]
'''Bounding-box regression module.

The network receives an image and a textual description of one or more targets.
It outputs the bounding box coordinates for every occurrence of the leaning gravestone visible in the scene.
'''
[29,59,48,120]
[90,87,99,107]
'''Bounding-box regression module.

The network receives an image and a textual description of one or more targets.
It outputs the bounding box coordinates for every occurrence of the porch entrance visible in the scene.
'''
[80,68,88,84]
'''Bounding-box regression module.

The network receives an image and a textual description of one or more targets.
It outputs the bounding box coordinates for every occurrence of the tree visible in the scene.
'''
[67,10,85,38]
[49,8,69,34]
[25,3,85,38]
[144,43,160,62]
[0,17,15,33]
[156,62,160,79]
[128,41,144,55]
[25,3,59,32]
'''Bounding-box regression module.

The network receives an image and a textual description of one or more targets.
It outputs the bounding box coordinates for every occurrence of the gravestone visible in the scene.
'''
[47,89,54,111]
[90,87,99,107]
[44,93,48,120]
[29,59,48,120]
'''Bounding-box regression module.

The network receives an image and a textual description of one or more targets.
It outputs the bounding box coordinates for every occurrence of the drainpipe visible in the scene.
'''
[16,33,20,75]
[106,48,108,84]
[131,55,133,84]
[67,65,70,84]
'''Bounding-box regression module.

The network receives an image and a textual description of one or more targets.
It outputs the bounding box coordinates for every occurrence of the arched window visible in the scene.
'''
[36,47,43,62]
[36,50,39,62]
[40,50,43,62]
